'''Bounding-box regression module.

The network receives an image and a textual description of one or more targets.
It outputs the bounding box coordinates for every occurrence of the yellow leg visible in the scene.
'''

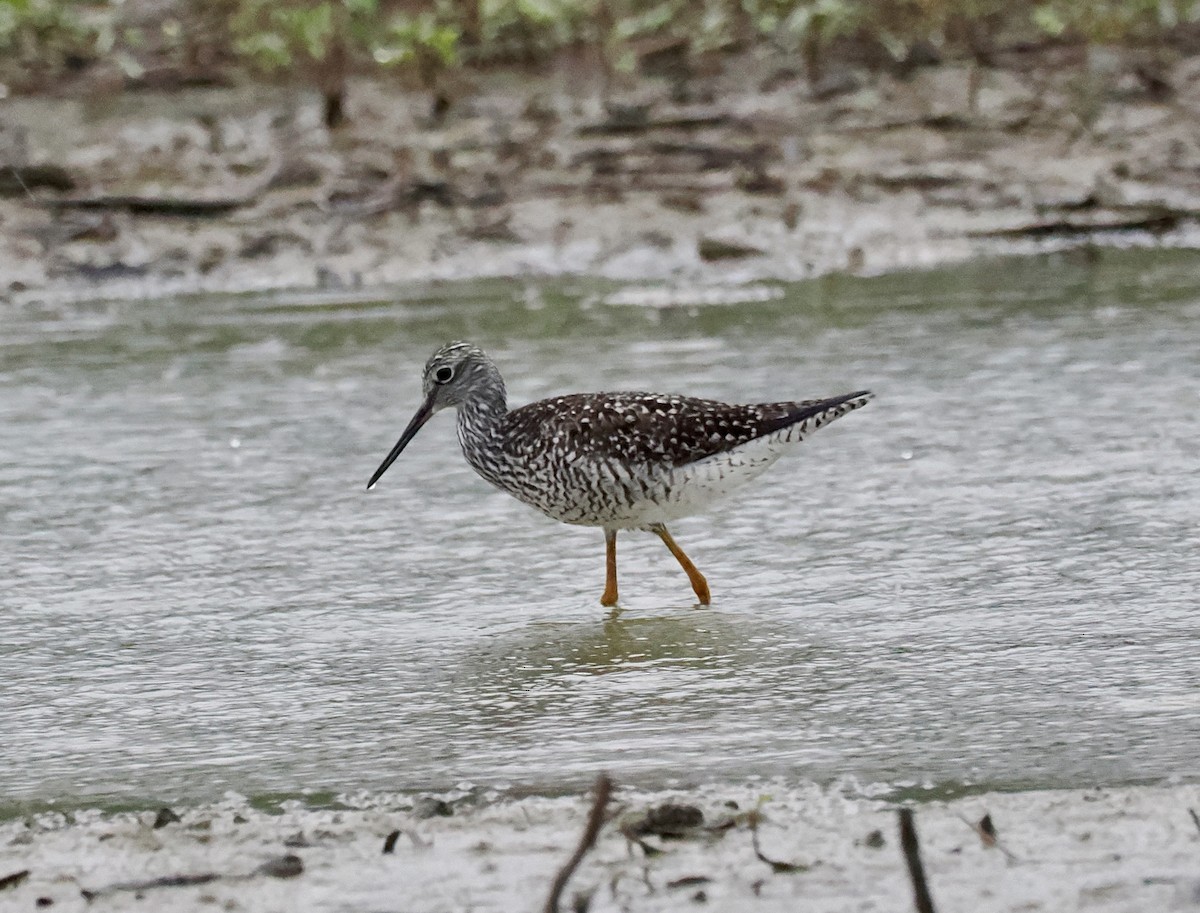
[601,529,619,606]
[651,524,711,605]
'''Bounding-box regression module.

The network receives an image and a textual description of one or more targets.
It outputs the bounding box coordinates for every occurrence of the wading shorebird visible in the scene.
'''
[367,342,872,606]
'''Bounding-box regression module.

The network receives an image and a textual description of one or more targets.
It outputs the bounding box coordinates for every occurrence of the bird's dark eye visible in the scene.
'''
[434,366,454,384]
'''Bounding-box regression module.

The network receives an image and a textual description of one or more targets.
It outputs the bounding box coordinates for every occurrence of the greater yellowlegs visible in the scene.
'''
[367,341,872,605]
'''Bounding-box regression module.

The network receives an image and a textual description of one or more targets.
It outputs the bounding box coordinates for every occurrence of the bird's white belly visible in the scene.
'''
[620,441,787,527]
[520,434,791,529]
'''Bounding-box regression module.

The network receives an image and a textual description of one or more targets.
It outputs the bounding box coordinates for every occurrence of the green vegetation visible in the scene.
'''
[2,1,1200,115]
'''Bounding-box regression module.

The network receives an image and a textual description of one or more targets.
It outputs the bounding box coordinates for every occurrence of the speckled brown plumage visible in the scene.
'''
[499,391,871,469]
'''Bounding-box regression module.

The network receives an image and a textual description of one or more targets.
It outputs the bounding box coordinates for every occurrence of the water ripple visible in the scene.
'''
[2,252,1199,806]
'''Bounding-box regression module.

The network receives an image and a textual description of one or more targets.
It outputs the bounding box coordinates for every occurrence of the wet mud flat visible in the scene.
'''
[6,43,1200,301]
[2,781,1198,912]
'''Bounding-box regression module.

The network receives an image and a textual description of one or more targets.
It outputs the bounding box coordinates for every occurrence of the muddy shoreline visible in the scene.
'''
[2,780,1198,912]
[5,44,1200,302]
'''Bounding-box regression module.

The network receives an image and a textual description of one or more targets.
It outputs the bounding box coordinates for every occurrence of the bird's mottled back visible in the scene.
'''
[498,390,872,468]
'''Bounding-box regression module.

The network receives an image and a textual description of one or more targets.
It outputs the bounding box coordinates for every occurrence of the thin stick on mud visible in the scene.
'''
[543,773,613,913]
[898,807,937,913]
[748,810,808,873]
[1189,808,1200,837]
[955,812,1019,863]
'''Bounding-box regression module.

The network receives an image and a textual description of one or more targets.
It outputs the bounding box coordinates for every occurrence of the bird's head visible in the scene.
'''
[366,341,503,490]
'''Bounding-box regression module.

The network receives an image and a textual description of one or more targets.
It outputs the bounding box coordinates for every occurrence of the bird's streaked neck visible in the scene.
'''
[449,358,508,472]
[454,385,508,482]
[455,383,508,436]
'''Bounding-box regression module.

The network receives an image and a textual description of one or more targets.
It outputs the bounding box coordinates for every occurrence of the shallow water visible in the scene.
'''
[3,250,1199,813]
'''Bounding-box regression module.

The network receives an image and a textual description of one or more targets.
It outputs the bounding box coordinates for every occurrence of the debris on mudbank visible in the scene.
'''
[79,853,303,902]
[0,868,30,891]
[898,807,938,913]
[1,781,1199,912]
[543,773,611,913]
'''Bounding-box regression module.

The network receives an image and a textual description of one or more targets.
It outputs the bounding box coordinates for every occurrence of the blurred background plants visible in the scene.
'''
[3,0,1200,110]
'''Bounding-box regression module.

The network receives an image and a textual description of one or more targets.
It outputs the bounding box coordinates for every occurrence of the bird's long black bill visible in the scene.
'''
[366,397,435,490]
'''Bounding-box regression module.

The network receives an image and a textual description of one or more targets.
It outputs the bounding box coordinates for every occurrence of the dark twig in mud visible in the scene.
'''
[748,811,809,873]
[382,830,401,854]
[45,195,253,217]
[667,875,712,889]
[1188,808,1200,836]
[898,808,937,913]
[543,773,613,913]
[0,869,30,891]
[620,830,663,856]
[80,855,302,901]
[82,872,222,901]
